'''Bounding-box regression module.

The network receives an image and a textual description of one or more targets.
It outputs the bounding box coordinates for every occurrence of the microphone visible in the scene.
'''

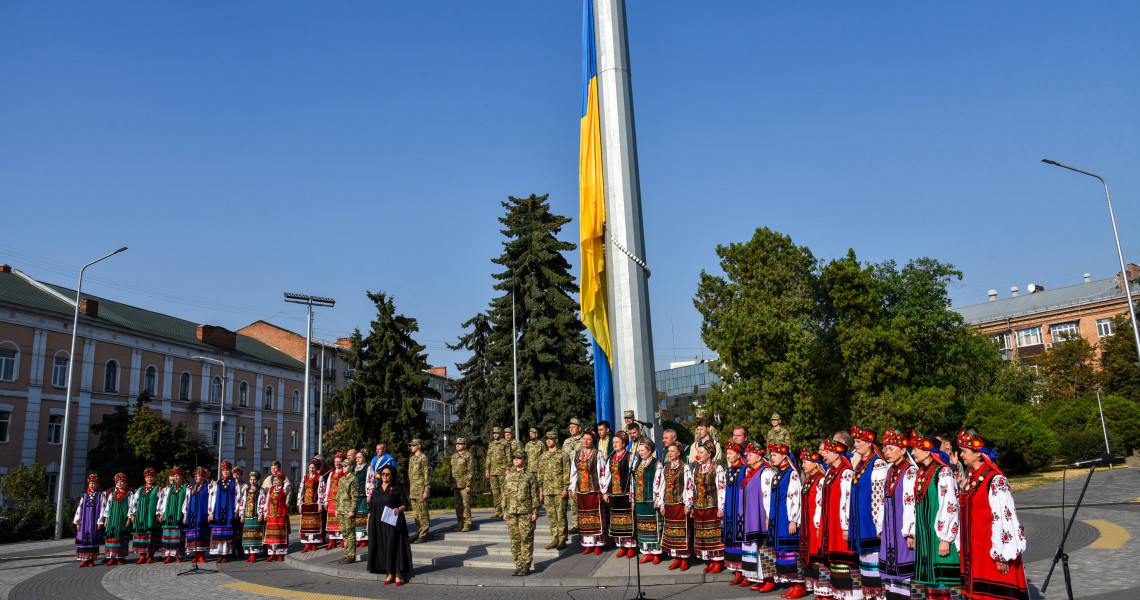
[1071,453,1114,468]
[636,419,654,430]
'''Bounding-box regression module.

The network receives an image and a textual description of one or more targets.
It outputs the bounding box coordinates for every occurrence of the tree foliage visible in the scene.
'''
[1,463,48,502]
[87,392,214,485]
[966,395,1058,474]
[695,227,1017,451]
[1033,334,1098,403]
[481,194,594,436]
[324,291,435,470]
[1099,315,1140,402]
[448,312,495,447]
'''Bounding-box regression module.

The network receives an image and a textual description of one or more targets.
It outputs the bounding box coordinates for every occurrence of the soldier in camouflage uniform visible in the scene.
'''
[335,461,359,563]
[503,429,523,459]
[524,428,544,474]
[765,412,792,446]
[561,418,584,533]
[450,438,475,532]
[503,450,540,576]
[407,439,431,542]
[537,430,570,549]
[486,427,508,518]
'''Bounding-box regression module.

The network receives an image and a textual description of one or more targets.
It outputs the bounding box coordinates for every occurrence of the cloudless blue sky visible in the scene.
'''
[3,2,1138,374]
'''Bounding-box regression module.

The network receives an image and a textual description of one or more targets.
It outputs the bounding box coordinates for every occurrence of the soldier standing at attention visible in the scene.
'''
[538,430,570,549]
[450,438,474,532]
[408,439,431,543]
[623,410,636,432]
[486,427,509,518]
[561,418,584,534]
[504,429,524,462]
[335,461,358,564]
[766,413,792,446]
[503,450,540,576]
[525,428,544,474]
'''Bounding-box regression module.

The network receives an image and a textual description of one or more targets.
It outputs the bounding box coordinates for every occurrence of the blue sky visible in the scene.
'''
[3,2,1138,373]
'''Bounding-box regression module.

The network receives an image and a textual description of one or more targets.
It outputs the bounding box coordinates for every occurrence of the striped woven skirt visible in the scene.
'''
[576,491,606,547]
[692,507,724,561]
[209,524,235,555]
[633,501,662,554]
[160,525,183,557]
[661,503,691,558]
[184,525,209,552]
[264,515,289,555]
[242,516,265,553]
[104,536,128,559]
[131,527,157,555]
[300,502,324,544]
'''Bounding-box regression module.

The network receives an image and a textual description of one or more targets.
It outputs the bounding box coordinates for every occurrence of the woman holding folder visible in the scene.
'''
[367,464,412,584]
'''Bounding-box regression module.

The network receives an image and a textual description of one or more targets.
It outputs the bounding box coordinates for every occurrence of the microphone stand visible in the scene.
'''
[629,454,653,600]
[1041,460,1103,600]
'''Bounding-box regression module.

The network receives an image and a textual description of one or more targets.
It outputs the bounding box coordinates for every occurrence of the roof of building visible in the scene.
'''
[0,269,302,369]
[953,275,1138,325]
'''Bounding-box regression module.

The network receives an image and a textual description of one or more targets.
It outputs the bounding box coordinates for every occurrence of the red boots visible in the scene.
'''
[638,554,653,564]
[730,572,745,586]
[781,583,808,599]
[326,540,336,551]
[667,558,681,570]
[751,578,776,592]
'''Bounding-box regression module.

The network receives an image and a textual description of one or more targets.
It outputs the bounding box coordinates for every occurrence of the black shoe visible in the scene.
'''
[556,542,568,550]
[511,568,521,576]
[410,538,420,544]
[518,567,531,576]
[568,527,579,534]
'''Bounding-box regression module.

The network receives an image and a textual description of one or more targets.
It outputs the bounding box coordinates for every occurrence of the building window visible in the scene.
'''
[103,360,118,392]
[238,381,249,407]
[179,372,192,401]
[45,473,59,500]
[1016,327,1042,347]
[211,421,220,446]
[1051,321,1080,342]
[0,348,16,382]
[292,390,300,413]
[209,376,222,404]
[144,366,157,395]
[237,425,246,448]
[291,430,298,450]
[0,410,9,443]
[263,427,272,449]
[323,383,332,397]
[290,466,299,482]
[52,354,69,388]
[47,414,63,444]
[992,333,1012,350]
[1097,318,1116,338]
[263,386,274,410]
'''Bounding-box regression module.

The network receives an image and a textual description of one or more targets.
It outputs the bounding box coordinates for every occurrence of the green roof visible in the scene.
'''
[0,270,302,370]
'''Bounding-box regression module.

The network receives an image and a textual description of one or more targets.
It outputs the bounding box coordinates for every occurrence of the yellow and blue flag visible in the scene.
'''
[580,0,614,424]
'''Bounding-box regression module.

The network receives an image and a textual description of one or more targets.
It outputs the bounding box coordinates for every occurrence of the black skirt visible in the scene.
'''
[367,484,413,575]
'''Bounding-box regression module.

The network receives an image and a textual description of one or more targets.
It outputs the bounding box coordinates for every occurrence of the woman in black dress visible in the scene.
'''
[367,464,412,584]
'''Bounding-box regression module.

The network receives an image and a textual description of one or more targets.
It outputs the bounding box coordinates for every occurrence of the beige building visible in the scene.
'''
[0,265,309,496]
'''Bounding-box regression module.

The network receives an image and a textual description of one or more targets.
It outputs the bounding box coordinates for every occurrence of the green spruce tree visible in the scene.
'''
[485,194,594,436]
[324,291,436,469]
[448,312,496,447]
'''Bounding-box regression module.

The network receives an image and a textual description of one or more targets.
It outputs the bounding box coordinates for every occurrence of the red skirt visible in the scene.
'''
[576,491,605,537]
[693,506,724,555]
[661,503,691,553]
[264,515,289,547]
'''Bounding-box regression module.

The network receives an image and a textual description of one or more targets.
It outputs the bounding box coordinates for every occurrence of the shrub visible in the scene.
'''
[966,395,1059,474]
[1056,429,1115,464]
[1041,395,1096,436]
[1098,396,1140,454]
[0,497,77,543]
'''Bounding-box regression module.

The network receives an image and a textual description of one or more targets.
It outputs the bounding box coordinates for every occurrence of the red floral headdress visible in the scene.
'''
[220,461,232,471]
[142,468,157,478]
[114,473,128,483]
[86,473,100,484]
[823,438,847,454]
[800,446,822,464]
[194,467,209,479]
[850,424,877,444]
[882,429,909,449]
[957,429,1003,475]
[724,441,743,454]
[745,440,766,457]
[334,451,347,460]
[767,440,790,455]
[171,467,184,476]
[911,430,949,468]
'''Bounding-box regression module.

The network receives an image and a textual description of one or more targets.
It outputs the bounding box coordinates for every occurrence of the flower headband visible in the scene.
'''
[823,438,848,454]
[767,440,790,455]
[882,429,909,448]
[850,424,877,444]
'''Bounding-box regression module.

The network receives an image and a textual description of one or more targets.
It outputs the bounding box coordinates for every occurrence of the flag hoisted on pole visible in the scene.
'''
[579,0,615,426]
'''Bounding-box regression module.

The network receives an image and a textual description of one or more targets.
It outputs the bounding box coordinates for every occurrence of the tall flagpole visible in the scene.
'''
[593,0,658,442]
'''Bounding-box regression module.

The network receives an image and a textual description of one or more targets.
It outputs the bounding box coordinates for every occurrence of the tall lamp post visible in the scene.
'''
[54,246,128,539]
[193,356,227,475]
[284,293,335,465]
[1042,159,1140,366]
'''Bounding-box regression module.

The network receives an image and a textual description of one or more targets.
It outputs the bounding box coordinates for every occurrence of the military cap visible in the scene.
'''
[512,450,527,460]
[410,439,422,447]
[569,417,581,426]
[623,410,634,418]
[455,437,467,445]
[770,412,782,420]
[545,430,558,440]
[492,426,502,434]
[529,427,538,434]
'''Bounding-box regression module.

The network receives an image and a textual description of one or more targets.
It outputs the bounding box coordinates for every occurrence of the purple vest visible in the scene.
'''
[75,491,103,549]
[742,466,768,542]
[881,464,916,579]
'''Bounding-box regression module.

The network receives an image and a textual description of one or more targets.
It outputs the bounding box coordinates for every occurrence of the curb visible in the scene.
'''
[283,553,739,587]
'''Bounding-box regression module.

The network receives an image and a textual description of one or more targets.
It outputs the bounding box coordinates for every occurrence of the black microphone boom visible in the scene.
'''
[1071,453,1114,468]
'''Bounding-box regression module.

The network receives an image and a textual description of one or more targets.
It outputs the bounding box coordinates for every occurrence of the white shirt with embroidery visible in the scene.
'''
[896,464,919,538]
[628,459,666,503]
[598,450,630,493]
[567,449,605,492]
[838,468,853,532]
[781,468,803,526]
[869,458,891,536]
[988,474,1026,561]
[654,461,694,510]
[934,465,961,546]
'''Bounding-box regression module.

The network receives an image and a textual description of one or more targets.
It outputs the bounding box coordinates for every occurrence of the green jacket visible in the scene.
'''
[503,468,540,516]
[334,470,359,516]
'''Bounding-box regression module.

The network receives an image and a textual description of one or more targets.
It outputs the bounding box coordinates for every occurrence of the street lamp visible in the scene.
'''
[511,269,519,440]
[54,246,128,539]
[283,293,335,465]
[193,356,227,475]
[1042,159,1140,366]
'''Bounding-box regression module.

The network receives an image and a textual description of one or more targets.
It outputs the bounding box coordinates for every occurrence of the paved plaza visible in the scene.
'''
[1,468,1137,600]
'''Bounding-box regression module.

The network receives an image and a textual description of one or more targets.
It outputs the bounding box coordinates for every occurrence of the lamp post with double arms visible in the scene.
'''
[193,356,227,475]
[283,293,335,465]
[1042,159,1140,366]
[53,246,128,539]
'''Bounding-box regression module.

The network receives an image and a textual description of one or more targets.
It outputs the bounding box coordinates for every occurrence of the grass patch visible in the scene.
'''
[1008,464,1129,494]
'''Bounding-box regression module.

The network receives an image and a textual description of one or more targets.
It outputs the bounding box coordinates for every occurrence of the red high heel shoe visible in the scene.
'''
[730,572,744,585]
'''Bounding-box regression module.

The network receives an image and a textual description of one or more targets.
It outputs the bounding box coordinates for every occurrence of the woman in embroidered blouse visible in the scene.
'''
[907,430,962,600]
[956,431,1028,600]
[260,472,291,560]
[569,429,607,553]
[764,440,804,597]
[631,438,665,564]
[818,439,858,600]
[879,430,918,600]
[800,446,834,599]
[657,441,694,571]
[741,440,771,590]
[691,441,727,573]
[298,458,325,553]
[600,430,635,556]
[722,441,748,585]
[238,471,265,561]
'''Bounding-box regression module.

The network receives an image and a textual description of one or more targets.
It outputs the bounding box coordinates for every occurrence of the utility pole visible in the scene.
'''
[284,293,335,465]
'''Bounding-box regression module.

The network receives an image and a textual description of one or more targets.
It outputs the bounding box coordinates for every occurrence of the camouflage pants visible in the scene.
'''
[411,497,429,539]
[338,514,355,560]
[506,514,536,570]
[544,494,567,545]
[489,475,505,514]
[453,488,471,528]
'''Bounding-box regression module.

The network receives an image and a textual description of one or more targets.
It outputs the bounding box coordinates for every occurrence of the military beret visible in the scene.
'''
[546,431,558,440]
[410,439,422,447]
[492,426,502,434]
[455,438,467,445]
[569,418,581,426]
[623,410,634,418]
[529,427,538,434]
[512,450,527,460]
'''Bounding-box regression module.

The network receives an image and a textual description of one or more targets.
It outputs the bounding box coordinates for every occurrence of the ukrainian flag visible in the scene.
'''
[580,0,614,424]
